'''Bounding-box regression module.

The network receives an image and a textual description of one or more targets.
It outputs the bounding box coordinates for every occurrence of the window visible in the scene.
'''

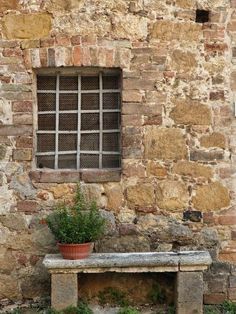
[36,70,121,170]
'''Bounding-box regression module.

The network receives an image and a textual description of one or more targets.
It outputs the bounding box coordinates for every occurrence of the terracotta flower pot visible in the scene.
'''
[58,242,94,260]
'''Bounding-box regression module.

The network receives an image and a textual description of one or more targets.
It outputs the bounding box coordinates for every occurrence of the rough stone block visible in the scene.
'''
[2,14,52,40]
[170,100,212,125]
[176,272,203,314]
[13,149,32,161]
[144,127,187,160]
[51,273,78,311]
[192,182,230,212]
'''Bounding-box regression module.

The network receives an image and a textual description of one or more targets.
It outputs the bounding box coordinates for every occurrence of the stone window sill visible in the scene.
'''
[29,169,121,183]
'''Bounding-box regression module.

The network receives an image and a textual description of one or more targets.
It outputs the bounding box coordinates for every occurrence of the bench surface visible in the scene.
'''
[43,251,212,273]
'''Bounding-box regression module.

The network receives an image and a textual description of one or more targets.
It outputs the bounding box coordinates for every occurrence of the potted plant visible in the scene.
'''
[46,185,106,260]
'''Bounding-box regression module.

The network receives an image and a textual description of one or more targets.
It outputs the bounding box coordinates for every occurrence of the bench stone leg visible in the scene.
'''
[176,272,203,314]
[51,273,78,310]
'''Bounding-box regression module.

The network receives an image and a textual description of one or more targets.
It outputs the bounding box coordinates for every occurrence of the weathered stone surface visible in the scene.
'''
[104,183,123,212]
[151,21,201,41]
[156,180,189,211]
[0,0,18,12]
[170,100,212,125]
[10,173,36,199]
[144,127,187,160]
[49,184,75,199]
[0,213,27,231]
[0,274,20,300]
[0,145,7,160]
[100,210,117,236]
[81,183,107,208]
[190,149,224,161]
[175,0,194,8]
[171,50,197,73]
[173,161,213,178]
[97,236,150,253]
[176,272,203,314]
[48,0,84,10]
[200,132,226,149]
[146,161,167,178]
[51,273,78,310]
[126,184,155,208]
[2,14,52,40]
[193,182,230,211]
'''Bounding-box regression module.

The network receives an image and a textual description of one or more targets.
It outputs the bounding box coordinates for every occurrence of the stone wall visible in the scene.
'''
[0,0,236,305]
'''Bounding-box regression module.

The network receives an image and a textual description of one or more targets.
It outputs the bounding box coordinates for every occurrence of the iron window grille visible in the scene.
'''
[36,71,121,170]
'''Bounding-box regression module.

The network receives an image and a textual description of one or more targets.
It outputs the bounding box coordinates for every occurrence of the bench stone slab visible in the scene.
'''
[43,251,212,313]
[43,251,211,273]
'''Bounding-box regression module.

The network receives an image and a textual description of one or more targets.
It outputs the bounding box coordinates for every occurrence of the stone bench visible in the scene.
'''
[43,251,212,314]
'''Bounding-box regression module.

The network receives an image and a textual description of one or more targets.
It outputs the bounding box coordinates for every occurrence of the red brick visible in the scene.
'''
[17,200,38,213]
[0,75,11,83]
[81,170,121,183]
[71,35,81,46]
[3,48,22,57]
[210,91,225,101]
[232,0,236,7]
[204,293,227,304]
[39,48,48,67]
[40,37,55,47]
[218,216,236,225]
[228,288,236,301]
[203,212,217,224]
[12,101,32,112]
[29,170,81,183]
[72,46,81,66]
[105,48,114,67]
[16,136,33,148]
[55,35,71,46]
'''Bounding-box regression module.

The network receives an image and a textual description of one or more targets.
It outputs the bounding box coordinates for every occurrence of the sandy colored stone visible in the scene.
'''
[156,180,189,211]
[0,0,18,11]
[173,161,213,179]
[175,0,194,8]
[2,14,52,40]
[170,100,212,125]
[200,132,226,149]
[48,0,84,10]
[49,184,75,199]
[146,161,167,178]
[171,50,197,73]
[104,183,123,212]
[151,21,201,42]
[0,274,20,300]
[193,182,230,212]
[144,127,187,160]
[127,184,155,208]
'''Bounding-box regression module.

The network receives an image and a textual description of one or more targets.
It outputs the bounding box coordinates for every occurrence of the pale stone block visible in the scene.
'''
[176,272,203,314]
[51,273,78,311]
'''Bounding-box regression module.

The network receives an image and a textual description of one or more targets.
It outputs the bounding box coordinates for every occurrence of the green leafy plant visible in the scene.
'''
[148,283,166,304]
[222,301,236,313]
[98,287,129,307]
[117,306,140,314]
[46,185,105,244]
[44,303,93,314]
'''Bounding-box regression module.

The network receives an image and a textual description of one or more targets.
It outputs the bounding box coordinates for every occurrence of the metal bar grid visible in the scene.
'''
[99,72,103,169]
[38,109,121,115]
[76,75,81,169]
[37,89,121,94]
[36,151,120,156]
[37,73,121,169]
[54,74,60,169]
[37,129,120,134]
